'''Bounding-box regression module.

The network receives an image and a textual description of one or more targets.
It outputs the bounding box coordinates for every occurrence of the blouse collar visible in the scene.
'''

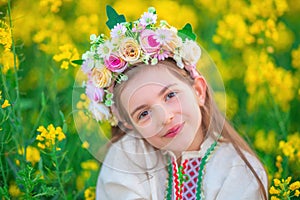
[163,134,219,162]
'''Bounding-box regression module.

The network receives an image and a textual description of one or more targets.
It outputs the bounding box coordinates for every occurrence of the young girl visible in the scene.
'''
[79,6,268,200]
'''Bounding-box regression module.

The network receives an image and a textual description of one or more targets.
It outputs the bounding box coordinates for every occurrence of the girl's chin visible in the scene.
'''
[161,141,195,153]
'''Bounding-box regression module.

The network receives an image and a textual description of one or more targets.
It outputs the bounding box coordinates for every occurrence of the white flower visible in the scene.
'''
[82,51,94,60]
[181,39,201,65]
[173,53,184,69]
[90,34,100,44]
[81,51,95,74]
[97,40,113,58]
[110,23,127,38]
[88,101,111,122]
[140,12,157,26]
[154,28,173,45]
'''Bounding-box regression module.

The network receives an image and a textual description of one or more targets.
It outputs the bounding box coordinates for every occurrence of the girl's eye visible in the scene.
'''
[138,110,150,120]
[165,91,177,101]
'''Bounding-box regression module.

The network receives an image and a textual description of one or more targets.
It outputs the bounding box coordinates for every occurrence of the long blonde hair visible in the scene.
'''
[111,58,268,200]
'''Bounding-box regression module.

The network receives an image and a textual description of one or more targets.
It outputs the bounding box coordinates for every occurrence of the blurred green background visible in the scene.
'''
[0,0,299,199]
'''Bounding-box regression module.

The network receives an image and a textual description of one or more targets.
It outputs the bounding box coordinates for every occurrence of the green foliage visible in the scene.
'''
[106,5,126,30]
[16,165,58,199]
[178,23,197,41]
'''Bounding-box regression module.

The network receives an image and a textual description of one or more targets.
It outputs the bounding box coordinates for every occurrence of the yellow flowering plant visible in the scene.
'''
[36,124,66,151]
[270,177,300,199]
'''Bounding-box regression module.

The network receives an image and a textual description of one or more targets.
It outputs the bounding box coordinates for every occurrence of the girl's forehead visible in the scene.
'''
[121,67,183,103]
[126,66,180,89]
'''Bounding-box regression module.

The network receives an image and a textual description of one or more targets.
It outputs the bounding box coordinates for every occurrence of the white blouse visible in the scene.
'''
[96,134,268,200]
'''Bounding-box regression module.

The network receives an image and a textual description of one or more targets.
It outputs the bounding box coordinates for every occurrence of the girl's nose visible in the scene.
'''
[162,107,175,125]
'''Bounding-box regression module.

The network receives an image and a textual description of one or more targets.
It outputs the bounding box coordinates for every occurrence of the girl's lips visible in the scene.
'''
[164,122,184,138]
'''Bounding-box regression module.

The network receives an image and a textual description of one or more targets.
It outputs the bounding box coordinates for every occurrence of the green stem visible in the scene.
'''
[29,102,46,139]
[5,0,24,150]
[52,147,67,200]
[7,0,21,110]
[0,155,8,188]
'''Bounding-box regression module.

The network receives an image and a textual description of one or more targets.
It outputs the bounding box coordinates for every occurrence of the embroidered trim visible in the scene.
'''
[165,139,219,200]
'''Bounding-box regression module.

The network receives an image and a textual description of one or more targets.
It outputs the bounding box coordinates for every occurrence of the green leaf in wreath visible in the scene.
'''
[71,59,84,65]
[178,23,196,41]
[106,5,126,30]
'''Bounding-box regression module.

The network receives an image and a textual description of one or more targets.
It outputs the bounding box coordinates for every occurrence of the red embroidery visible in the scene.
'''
[171,157,202,200]
[182,157,202,200]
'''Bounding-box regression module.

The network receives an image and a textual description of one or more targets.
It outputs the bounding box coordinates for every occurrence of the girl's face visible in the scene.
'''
[121,64,206,154]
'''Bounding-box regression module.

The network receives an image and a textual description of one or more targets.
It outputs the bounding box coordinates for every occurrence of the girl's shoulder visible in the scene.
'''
[213,142,264,169]
[203,141,268,199]
[102,133,166,173]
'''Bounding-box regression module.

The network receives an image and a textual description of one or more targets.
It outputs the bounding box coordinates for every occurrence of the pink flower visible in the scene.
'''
[132,23,145,33]
[154,49,170,61]
[139,29,160,53]
[86,80,105,102]
[184,64,200,79]
[104,54,127,73]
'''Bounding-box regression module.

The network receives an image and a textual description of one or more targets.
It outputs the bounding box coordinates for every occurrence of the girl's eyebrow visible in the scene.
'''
[158,83,177,96]
[130,83,177,117]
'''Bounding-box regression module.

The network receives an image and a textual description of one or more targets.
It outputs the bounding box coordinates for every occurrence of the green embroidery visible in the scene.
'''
[165,139,219,200]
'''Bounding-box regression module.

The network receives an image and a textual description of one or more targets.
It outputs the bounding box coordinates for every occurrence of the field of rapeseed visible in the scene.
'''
[0,0,299,199]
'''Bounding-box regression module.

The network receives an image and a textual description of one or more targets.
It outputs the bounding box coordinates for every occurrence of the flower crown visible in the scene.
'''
[79,6,202,124]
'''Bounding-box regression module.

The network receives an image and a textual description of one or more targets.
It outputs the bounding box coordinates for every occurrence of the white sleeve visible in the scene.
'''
[95,134,166,200]
[215,164,268,200]
[203,143,268,200]
[96,164,148,200]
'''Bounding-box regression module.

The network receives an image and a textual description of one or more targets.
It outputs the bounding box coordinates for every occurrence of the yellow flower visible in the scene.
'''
[82,141,90,149]
[15,159,20,166]
[270,196,280,200]
[76,171,91,190]
[254,130,276,153]
[9,182,22,198]
[84,187,95,200]
[274,178,281,186]
[1,99,10,108]
[39,0,63,13]
[0,20,12,51]
[56,126,66,141]
[91,67,112,88]
[81,160,99,171]
[285,177,292,184]
[289,181,300,191]
[244,50,295,112]
[269,186,280,195]
[37,142,46,149]
[0,51,19,74]
[26,146,40,166]
[36,134,44,141]
[279,140,296,160]
[53,44,79,69]
[214,14,251,49]
[36,124,66,151]
[292,45,300,69]
[119,37,141,62]
[295,189,300,197]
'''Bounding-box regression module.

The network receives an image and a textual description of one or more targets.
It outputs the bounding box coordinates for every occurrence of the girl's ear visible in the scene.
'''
[193,76,207,106]
[111,105,134,130]
[122,121,134,130]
